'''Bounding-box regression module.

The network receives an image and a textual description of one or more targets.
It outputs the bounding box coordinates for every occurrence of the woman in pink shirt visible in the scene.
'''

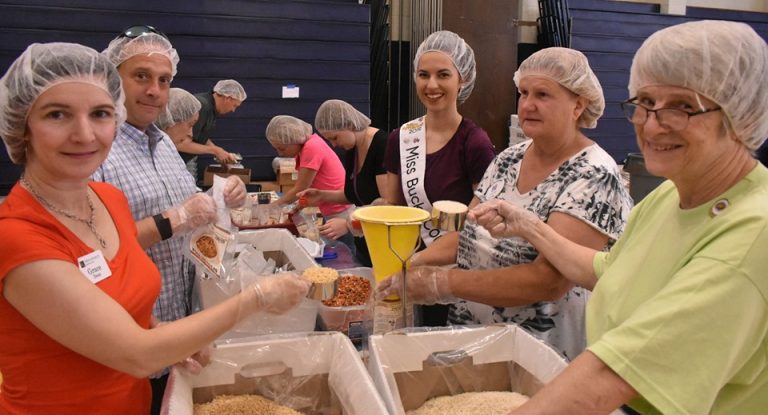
[267,115,351,219]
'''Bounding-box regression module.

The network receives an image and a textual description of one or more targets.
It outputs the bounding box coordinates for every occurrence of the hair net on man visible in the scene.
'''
[213,79,247,101]
[630,20,768,151]
[103,32,179,76]
[413,30,476,104]
[513,47,605,129]
[0,42,126,165]
[156,88,202,130]
[314,99,371,133]
[266,115,313,145]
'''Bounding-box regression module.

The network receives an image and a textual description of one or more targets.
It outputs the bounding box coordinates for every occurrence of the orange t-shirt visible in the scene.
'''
[0,182,160,415]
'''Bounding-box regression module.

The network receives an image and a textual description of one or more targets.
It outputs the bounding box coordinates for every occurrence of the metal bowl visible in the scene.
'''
[431,200,469,232]
[306,279,339,301]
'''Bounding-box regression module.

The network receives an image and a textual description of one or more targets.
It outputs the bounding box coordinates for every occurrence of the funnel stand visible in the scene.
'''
[386,223,421,328]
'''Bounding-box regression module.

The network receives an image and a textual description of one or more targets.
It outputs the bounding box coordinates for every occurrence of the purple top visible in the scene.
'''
[385,118,496,205]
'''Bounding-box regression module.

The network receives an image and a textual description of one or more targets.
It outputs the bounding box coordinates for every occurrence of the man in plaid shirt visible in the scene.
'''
[92,26,246,414]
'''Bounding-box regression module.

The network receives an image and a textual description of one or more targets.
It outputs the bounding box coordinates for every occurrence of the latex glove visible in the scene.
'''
[244,272,311,315]
[375,266,457,305]
[169,193,217,234]
[175,345,212,375]
[319,217,349,240]
[223,175,246,208]
[295,188,322,206]
[468,199,539,239]
[212,146,236,164]
[347,209,364,237]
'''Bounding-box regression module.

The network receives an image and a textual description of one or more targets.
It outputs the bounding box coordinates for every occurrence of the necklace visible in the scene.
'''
[20,176,108,249]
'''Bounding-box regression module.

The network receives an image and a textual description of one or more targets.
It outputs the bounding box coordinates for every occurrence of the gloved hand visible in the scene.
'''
[319,217,349,240]
[375,266,458,305]
[223,175,246,208]
[468,199,539,239]
[370,197,389,206]
[175,345,212,375]
[168,193,217,235]
[212,146,236,164]
[347,210,364,237]
[243,272,311,314]
[296,188,323,206]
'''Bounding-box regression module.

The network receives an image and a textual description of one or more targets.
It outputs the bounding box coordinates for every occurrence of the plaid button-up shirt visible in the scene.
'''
[93,123,199,323]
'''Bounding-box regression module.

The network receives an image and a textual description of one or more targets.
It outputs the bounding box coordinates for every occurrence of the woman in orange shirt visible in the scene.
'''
[0,42,310,415]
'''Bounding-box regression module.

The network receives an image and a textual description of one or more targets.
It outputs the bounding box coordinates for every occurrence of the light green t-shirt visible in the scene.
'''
[589,165,768,415]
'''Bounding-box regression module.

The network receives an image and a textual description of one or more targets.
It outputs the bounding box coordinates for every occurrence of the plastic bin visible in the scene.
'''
[623,152,665,204]
[161,332,388,415]
[197,229,318,339]
[317,267,374,349]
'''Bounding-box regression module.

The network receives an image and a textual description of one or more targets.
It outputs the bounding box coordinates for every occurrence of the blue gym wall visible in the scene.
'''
[0,0,369,193]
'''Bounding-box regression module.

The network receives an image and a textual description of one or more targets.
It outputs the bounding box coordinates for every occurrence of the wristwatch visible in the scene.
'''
[153,213,173,240]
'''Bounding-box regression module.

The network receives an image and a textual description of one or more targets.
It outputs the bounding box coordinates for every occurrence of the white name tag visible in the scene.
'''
[77,250,112,284]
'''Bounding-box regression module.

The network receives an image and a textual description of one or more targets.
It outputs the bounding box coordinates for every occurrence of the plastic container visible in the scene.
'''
[318,267,375,349]
[623,152,665,204]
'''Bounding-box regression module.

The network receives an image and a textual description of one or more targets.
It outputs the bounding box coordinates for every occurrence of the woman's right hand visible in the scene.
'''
[296,188,323,206]
[468,199,539,239]
[245,273,311,314]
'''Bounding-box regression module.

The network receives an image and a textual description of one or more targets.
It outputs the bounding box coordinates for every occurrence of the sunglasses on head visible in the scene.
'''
[119,25,168,40]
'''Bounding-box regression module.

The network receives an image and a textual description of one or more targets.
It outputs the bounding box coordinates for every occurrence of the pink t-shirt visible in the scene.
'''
[297,134,350,216]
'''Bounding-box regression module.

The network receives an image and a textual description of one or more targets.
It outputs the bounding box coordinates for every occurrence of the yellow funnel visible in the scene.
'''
[352,206,430,290]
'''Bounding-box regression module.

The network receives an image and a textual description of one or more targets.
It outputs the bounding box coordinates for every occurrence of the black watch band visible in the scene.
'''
[153,214,173,240]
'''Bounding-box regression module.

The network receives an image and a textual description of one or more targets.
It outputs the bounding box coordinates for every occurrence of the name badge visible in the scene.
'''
[77,250,112,284]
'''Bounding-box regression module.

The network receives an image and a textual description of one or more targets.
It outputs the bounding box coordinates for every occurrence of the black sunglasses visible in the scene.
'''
[119,25,168,40]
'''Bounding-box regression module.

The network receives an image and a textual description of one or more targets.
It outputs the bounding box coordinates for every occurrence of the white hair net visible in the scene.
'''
[314,99,371,133]
[513,47,605,129]
[266,115,312,145]
[156,88,201,130]
[0,42,126,165]
[213,79,247,101]
[629,20,768,151]
[413,30,476,104]
[103,32,179,77]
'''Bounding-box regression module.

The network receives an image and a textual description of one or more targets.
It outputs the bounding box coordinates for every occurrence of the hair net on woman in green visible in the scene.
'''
[629,20,768,151]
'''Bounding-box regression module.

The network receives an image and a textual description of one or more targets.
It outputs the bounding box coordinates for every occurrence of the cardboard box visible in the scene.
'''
[253,180,280,192]
[161,332,388,415]
[203,165,252,187]
[197,229,318,338]
[368,325,578,415]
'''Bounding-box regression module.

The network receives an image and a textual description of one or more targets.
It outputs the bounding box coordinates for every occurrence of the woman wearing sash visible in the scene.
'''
[379,47,632,360]
[383,30,496,326]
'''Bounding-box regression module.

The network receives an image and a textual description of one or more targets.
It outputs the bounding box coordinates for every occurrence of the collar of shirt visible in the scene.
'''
[118,122,166,154]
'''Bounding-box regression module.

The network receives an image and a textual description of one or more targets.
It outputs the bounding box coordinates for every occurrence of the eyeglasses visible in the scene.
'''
[620,97,721,131]
[118,25,168,40]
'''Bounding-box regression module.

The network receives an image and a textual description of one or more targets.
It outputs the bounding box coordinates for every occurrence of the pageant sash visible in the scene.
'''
[399,116,446,246]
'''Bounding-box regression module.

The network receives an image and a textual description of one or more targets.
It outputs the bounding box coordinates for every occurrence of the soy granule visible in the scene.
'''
[194,394,302,415]
[407,391,529,415]
[302,266,339,284]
